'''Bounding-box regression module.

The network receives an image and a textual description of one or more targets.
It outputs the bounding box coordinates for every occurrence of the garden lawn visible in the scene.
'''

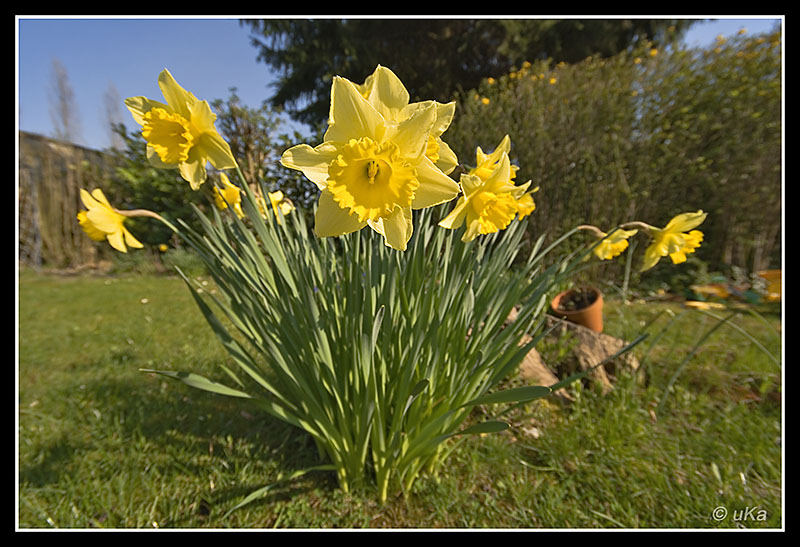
[17,270,782,529]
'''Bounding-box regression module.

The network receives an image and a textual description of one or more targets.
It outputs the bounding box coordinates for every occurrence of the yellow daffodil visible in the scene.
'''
[256,190,295,224]
[77,189,143,253]
[355,66,459,176]
[593,228,638,260]
[212,173,244,218]
[641,211,707,271]
[124,68,237,190]
[439,153,532,242]
[516,188,538,220]
[280,66,460,251]
[466,134,535,219]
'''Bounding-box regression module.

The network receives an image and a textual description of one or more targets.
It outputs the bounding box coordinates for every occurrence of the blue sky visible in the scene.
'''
[16,16,783,152]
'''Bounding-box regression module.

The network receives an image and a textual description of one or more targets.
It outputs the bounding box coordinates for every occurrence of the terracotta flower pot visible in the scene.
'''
[550,286,604,333]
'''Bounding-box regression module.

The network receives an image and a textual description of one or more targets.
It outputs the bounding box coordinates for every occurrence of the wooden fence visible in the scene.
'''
[18,131,117,270]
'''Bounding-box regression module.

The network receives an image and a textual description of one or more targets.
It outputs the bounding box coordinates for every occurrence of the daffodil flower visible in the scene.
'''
[641,211,707,271]
[212,173,244,218]
[280,66,460,251]
[256,190,295,224]
[592,228,638,260]
[77,189,144,253]
[438,153,532,242]
[124,69,237,190]
[355,66,459,176]
[462,134,537,223]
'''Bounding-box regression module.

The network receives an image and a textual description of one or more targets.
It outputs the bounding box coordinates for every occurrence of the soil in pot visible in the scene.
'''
[555,287,599,312]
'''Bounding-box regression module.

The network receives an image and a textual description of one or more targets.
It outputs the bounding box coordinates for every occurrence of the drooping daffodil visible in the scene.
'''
[438,152,533,242]
[280,65,460,251]
[77,188,144,253]
[593,227,638,260]
[212,173,245,218]
[641,211,707,271]
[355,65,459,176]
[124,68,238,190]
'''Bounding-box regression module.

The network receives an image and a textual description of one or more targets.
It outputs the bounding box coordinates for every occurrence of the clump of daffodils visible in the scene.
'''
[76,63,711,508]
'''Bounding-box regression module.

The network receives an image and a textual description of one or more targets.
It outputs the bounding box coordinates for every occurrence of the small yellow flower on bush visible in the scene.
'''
[124,69,238,190]
[280,65,460,251]
[641,211,707,271]
[77,189,144,253]
[593,228,638,260]
[213,173,244,218]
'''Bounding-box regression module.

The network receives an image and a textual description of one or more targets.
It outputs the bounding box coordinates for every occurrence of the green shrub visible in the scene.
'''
[447,28,781,280]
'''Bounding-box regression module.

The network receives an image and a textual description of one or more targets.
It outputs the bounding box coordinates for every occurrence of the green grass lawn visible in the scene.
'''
[17,269,782,529]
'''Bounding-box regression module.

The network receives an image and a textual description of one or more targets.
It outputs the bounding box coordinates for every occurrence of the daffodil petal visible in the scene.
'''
[80,188,98,210]
[389,101,436,161]
[325,76,385,143]
[641,243,662,271]
[460,173,485,198]
[432,101,456,136]
[179,156,206,190]
[189,99,217,134]
[146,144,178,169]
[197,132,237,170]
[435,139,459,175]
[124,96,171,125]
[85,207,122,233]
[483,154,515,193]
[369,206,413,251]
[106,230,127,253]
[663,210,707,233]
[462,220,482,243]
[314,190,367,237]
[157,68,196,119]
[123,228,144,249]
[280,142,339,190]
[438,197,467,229]
[366,65,410,121]
[412,156,460,209]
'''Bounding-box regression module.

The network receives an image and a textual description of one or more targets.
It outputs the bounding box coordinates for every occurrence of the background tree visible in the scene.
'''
[241,18,696,130]
[211,88,322,213]
[102,81,125,151]
[48,57,82,143]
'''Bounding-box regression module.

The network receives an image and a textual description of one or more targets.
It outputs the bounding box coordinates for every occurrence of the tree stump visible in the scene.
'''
[516,312,640,398]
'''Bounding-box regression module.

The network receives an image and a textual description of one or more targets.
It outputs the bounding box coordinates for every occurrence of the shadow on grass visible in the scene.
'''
[19,365,337,520]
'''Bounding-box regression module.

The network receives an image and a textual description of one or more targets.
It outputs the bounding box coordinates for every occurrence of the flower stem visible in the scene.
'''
[619,220,657,232]
[575,224,606,238]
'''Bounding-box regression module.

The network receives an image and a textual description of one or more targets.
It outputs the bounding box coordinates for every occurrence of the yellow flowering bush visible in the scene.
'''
[78,63,706,507]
